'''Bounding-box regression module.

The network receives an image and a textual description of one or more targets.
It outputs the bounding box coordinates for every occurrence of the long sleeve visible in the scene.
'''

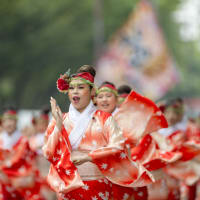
[113,90,182,173]
[42,117,83,194]
[43,119,60,160]
[89,115,154,187]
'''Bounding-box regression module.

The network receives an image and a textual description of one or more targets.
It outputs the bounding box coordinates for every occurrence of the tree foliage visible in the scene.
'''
[0,0,199,111]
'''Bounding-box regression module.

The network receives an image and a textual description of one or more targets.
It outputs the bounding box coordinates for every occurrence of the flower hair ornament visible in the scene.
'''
[56,69,95,93]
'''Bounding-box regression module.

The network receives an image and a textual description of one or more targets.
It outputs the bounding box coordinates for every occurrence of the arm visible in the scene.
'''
[89,116,125,160]
[42,120,60,159]
[42,97,63,159]
[71,116,124,165]
[89,115,154,187]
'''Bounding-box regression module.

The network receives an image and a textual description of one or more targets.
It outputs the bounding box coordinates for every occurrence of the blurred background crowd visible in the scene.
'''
[0,0,200,199]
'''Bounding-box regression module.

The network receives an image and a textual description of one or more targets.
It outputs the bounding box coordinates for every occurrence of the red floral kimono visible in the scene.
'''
[147,118,200,200]
[163,120,200,200]
[43,91,179,200]
[43,102,158,199]
[113,90,183,200]
[0,136,45,200]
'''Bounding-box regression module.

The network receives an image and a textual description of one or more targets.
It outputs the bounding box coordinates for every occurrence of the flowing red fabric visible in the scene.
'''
[114,90,181,171]
[44,119,83,194]
[0,137,45,200]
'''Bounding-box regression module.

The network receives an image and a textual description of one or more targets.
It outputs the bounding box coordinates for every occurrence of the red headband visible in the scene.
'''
[100,84,117,91]
[4,110,17,116]
[97,84,118,96]
[2,110,17,120]
[57,72,94,93]
[72,72,94,83]
[119,93,129,98]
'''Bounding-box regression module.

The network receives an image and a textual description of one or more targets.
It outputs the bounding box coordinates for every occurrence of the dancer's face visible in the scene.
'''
[68,79,93,113]
[35,119,49,133]
[164,104,184,126]
[2,118,17,135]
[96,91,117,114]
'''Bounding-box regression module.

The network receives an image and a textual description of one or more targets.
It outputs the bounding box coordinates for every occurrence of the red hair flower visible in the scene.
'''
[56,77,69,93]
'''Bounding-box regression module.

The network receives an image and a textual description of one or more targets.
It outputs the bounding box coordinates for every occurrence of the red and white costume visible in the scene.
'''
[0,136,46,200]
[96,84,180,200]
[148,115,200,200]
[43,99,158,200]
[43,71,183,199]
[43,90,181,200]
[114,91,183,200]
[163,119,200,200]
[0,130,21,150]
[0,115,46,199]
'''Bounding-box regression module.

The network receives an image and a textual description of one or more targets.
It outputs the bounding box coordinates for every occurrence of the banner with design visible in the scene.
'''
[95,0,179,100]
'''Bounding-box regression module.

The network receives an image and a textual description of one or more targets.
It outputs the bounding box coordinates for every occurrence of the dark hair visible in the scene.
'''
[3,105,17,113]
[117,85,131,95]
[41,105,50,115]
[77,65,96,78]
[76,65,96,90]
[100,81,116,88]
[166,97,183,108]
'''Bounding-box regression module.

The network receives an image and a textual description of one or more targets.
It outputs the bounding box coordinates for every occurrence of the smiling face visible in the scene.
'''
[68,78,93,113]
[2,118,17,135]
[35,118,49,133]
[96,91,117,114]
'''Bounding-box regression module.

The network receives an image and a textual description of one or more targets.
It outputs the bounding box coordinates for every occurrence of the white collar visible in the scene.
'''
[68,101,96,150]
[112,107,119,116]
[0,130,21,150]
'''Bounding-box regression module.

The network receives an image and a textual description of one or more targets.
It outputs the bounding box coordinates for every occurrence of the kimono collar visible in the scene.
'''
[112,107,119,116]
[0,130,21,150]
[68,101,96,150]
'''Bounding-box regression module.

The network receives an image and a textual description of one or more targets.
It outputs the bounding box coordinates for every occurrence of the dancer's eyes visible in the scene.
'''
[106,94,112,98]
[69,85,85,90]
[97,95,103,99]
[78,85,84,89]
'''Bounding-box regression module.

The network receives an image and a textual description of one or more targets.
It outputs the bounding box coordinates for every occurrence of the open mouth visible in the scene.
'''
[101,104,109,108]
[72,96,80,104]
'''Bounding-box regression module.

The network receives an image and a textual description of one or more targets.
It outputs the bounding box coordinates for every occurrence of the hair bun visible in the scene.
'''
[77,65,96,78]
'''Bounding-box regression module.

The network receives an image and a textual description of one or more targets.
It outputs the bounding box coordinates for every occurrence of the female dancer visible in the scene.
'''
[160,99,200,200]
[96,82,182,200]
[0,108,46,199]
[96,81,148,200]
[43,65,157,200]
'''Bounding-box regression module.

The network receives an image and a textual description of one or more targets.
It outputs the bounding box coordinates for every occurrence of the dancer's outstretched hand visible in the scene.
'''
[50,97,62,130]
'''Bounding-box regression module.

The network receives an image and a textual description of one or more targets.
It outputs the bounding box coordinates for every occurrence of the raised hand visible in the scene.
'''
[50,97,62,130]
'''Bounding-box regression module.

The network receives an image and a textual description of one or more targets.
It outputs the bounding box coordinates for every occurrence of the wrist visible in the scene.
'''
[56,121,62,130]
[86,154,92,162]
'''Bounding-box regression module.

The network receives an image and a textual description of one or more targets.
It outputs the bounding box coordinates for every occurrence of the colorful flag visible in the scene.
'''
[95,0,179,100]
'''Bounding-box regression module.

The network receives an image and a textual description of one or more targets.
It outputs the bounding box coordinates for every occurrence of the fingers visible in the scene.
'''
[50,97,58,120]
[50,97,55,108]
[50,97,57,111]
[73,159,80,164]
[50,97,56,105]
[73,159,83,165]
[56,105,62,117]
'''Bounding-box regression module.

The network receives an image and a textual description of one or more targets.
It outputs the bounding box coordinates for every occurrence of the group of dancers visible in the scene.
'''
[0,65,200,200]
